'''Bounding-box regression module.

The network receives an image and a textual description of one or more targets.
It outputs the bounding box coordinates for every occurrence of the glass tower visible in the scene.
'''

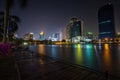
[98,3,116,39]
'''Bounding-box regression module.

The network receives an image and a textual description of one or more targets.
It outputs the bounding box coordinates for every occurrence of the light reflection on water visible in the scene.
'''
[75,44,83,65]
[84,44,96,68]
[103,44,112,71]
[51,45,57,57]
[38,44,45,55]
[31,43,120,76]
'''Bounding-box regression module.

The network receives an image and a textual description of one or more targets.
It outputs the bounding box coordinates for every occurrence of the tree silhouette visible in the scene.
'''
[0,12,20,41]
[2,0,27,43]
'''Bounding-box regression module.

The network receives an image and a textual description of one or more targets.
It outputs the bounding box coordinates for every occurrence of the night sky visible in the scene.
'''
[0,0,120,39]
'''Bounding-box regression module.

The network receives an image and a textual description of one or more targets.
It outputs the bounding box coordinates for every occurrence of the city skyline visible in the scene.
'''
[0,0,120,39]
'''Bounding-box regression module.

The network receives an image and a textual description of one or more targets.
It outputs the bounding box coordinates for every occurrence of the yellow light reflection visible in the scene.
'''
[75,44,83,64]
[38,45,45,65]
[38,44,45,55]
[118,44,120,46]
[118,45,120,64]
[78,44,81,48]
[39,59,44,64]
[104,44,109,50]
[103,44,112,70]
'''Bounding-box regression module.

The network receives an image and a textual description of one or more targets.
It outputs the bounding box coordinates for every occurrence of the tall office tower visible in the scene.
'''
[65,17,84,43]
[70,17,79,24]
[98,3,116,39]
[60,28,66,41]
[65,24,72,41]
[23,32,34,40]
[52,33,60,41]
[39,31,44,41]
[29,32,34,40]
[71,20,83,43]
[71,21,82,37]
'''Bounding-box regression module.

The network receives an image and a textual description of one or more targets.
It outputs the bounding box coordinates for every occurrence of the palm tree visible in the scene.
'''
[0,12,4,41]
[8,15,20,40]
[0,12,20,41]
[3,0,27,43]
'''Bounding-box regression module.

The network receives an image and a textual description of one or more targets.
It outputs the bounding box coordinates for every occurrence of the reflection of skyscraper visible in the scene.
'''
[98,3,116,39]
[39,31,44,41]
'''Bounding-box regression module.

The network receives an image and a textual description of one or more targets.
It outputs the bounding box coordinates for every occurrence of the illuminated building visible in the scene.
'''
[52,33,60,41]
[29,32,34,40]
[65,24,72,41]
[65,17,84,43]
[116,32,120,42]
[117,32,120,37]
[98,3,116,39]
[85,32,93,42]
[23,32,34,40]
[65,17,78,41]
[70,17,84,43]
[60,28,66,41]
[70,17,79,24]
[71,20,83,43]
[39,31,44,41]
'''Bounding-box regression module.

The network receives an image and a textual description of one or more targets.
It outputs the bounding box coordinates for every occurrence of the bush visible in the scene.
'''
[0,43,11,56]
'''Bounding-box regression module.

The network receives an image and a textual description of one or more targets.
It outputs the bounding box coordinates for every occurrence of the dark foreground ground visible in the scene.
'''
[0,48,120,80]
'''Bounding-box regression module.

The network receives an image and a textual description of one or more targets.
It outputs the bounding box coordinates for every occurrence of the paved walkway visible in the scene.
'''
[1,48,120,80]
[0,55,19,80]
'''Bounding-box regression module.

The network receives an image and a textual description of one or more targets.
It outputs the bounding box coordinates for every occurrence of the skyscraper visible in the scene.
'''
[39,31,44,41]
[23,32,34,40]
[65,24,72,41]
[52,33,60,41]
[98,3,116,39]
[71,21,82,37]
[65,17,84,43]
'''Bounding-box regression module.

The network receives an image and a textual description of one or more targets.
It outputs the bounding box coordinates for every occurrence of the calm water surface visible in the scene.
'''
[29,43,120,76]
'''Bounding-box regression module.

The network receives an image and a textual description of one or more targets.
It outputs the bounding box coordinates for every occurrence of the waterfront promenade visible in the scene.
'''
[0,48,120,80]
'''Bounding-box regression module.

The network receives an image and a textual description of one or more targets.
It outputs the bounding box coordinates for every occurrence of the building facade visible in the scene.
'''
[65,17,84,43]
[52,33,60,41]
[65,24,72,41]
[39,31,44,41]
[60,28,66,41]
[23,32,34,40]
[71,21,83,43]
[98,3,116,40]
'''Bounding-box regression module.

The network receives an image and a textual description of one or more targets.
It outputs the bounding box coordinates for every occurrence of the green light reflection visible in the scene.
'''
[85,44,95,67]
[75,44,83,64]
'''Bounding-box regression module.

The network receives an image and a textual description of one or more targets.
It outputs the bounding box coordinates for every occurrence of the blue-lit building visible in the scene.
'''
[71,21,82,37]
[98,3,116,39]
[39,31,44,41]
[65,17,84,43]
[52,33,60,41]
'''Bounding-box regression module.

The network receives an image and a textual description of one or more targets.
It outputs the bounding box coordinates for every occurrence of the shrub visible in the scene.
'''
[0,43,11,56]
